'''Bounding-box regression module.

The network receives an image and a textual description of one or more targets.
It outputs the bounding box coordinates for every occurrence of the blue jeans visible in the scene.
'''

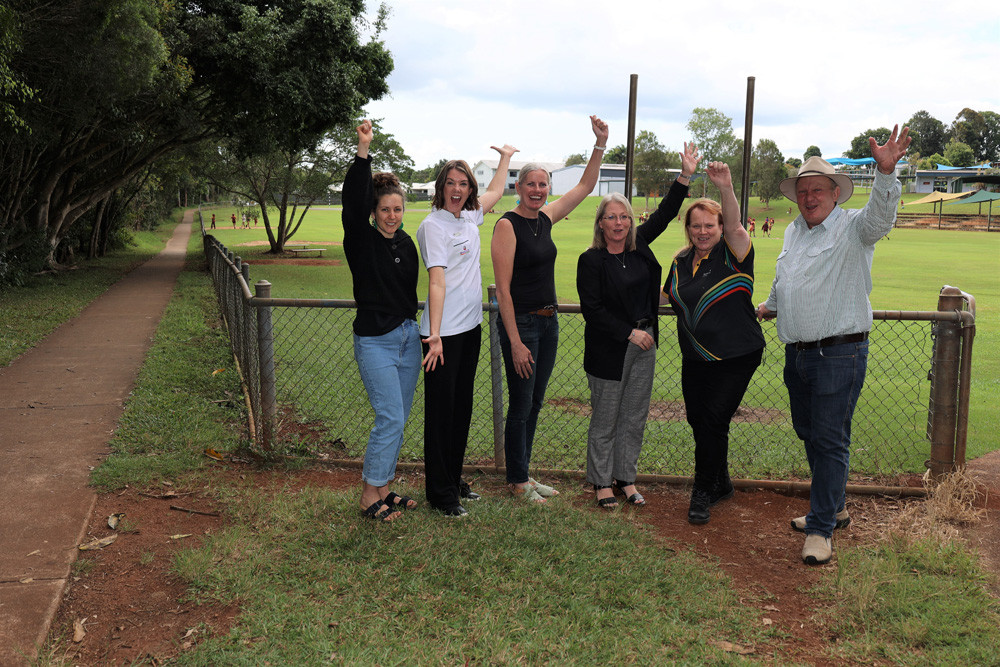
[498,312,559,484]
[784,341,868,538]
[353,319,422,487]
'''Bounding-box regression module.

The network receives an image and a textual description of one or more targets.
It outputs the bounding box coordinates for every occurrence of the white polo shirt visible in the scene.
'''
[416,207,484,337]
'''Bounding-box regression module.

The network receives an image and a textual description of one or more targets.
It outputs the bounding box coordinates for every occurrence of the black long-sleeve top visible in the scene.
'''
[576,179,688,380]
[342,155,419,336]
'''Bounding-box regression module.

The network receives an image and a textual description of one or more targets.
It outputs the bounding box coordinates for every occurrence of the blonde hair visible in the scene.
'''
[590,193,637,251]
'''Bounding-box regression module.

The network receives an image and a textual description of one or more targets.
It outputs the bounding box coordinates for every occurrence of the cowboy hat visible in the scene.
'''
[779,156,854,204]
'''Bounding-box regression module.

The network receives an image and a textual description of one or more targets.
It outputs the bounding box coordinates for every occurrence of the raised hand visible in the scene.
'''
[491,144,520,159]
[590,115,609,146]
[356,119,374,145]
[706,161,732,188]
[871,124,911,174]
[680,142,701,176]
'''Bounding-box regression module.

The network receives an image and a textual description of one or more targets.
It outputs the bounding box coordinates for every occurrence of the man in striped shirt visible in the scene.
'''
[757,125,911,565]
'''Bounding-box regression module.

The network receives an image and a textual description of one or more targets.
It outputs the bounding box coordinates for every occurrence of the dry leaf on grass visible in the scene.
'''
[73,618,87,642]
[212,368,226,376]
[204,448,225,461]
[107,512,125,529]
[170,534,193,540]
[708,639,754,655]
[79,534,117,551]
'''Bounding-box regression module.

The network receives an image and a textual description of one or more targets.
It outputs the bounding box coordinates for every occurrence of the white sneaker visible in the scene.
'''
[791,508,850,533]
[802,534,833,565]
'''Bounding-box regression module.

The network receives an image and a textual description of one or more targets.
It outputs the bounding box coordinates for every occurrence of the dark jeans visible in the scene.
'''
[682,348,763,493]
[784,341,868,538]
[498,312,559,484]
[423,325,481,510]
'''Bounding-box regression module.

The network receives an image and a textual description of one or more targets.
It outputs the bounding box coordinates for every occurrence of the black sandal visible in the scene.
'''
[384,491,417,510]
[361,500,396,522]
[614,480,646,506]
[594,484,618,510]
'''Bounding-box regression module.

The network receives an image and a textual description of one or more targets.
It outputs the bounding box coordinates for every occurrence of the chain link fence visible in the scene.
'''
[202,229,975,489]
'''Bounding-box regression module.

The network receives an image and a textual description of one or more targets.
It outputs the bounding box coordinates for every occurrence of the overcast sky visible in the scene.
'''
[363,0,999,170]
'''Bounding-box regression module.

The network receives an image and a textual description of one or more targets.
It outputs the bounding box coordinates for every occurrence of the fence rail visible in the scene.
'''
[201,230,975,493]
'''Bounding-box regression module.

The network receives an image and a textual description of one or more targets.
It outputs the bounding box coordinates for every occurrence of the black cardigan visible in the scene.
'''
[576,180,688,380]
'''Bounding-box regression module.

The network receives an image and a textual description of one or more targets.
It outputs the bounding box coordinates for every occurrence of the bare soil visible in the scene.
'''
[50,453,1000,666]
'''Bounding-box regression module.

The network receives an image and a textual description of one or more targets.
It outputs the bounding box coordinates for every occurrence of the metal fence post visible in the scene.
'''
[255,280,277,451]
[926,286,964,478]
[487,285,505,471]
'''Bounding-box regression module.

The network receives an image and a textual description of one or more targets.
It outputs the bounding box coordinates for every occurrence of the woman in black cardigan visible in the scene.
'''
[576,143,699,509]
[343,120,421,522]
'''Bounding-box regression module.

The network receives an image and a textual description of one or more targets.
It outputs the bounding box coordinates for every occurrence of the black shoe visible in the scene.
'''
[688,488,711,525]
[459,479,481,501]
[441,504,468,518]
[710,475,734,506]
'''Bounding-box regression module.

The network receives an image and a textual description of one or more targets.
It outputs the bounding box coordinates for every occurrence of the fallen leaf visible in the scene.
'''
[708,639,754,655]
[170,534,193,540]
[26,549,41,557]
[204,448,225,461]
[763,617,773,626]
[79,534,117,551]
[108,513,125,530]
[20,577,34,584]
[763,604,780,611]
[212,368,226,376]
[73,618,87,642]
[183,627,198,639]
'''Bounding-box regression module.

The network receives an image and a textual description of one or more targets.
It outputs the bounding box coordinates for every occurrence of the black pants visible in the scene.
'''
[422,325,481,509]
[681,348,763,492]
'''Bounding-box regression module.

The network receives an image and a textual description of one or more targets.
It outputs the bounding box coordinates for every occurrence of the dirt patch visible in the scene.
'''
[548,396,786,424]
[49,458,998,665]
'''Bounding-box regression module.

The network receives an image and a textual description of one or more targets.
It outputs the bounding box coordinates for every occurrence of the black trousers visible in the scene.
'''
[422,325,481,509]
[681,347,763,492]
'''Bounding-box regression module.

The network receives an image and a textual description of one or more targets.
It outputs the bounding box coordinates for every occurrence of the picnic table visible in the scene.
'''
[287,246,325,257]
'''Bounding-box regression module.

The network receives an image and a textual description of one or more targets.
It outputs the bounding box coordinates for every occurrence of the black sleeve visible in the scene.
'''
[577,251,632,342]
[342,155,373,237]
[638,178,689,245]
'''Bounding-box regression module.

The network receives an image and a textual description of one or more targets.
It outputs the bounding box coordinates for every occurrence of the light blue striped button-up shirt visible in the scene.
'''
[764,169,901,344]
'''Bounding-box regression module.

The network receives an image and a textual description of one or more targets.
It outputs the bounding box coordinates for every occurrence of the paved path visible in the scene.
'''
[0,214,193,665]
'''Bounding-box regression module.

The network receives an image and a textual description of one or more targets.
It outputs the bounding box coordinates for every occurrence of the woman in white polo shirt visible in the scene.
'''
[417,144,517,516]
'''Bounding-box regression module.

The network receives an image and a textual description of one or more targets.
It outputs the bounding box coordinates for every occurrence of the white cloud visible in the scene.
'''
[364,0,1000,167]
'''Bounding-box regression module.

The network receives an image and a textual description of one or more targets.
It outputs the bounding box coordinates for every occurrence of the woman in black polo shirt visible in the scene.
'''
[664,162,765,524]
[576,143,700,509]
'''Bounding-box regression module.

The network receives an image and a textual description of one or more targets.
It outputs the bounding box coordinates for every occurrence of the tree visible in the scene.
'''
[943,139,975,168]
[787,157,802,169]
[602,144,626,164]
[844,128,892,159]
[918,153,950,170]
[0,0,393,276]
[978,110,1000,163]
[906,110,947,158]
[751,139,786,208]
[410,158,447,184]
[632,130,676,209]
[0,5,33,131]
[565,152,587,166]
[804,145,822,160]
[686,107,737,164]
[950,108,986,161]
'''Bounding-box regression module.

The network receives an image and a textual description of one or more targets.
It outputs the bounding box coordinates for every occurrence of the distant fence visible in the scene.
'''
[200,226,976,494]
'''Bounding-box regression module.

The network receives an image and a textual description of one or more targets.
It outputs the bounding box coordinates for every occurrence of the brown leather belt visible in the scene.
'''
[527,305,557,317]
[794,332,868,350]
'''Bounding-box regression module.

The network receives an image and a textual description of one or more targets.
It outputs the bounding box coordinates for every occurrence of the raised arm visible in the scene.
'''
[342,120,374,234]
[544,115,610,224]
[479,144,519,212]
[707,162,749,259]
[871,124,910,174]
[639,142,700,243]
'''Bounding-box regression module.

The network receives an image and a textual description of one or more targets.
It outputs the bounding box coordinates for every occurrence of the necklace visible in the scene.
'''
[524,215,539,237]
[610,249,626,268]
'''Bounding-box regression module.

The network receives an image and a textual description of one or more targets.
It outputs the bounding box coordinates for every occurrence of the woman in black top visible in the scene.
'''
[664,162,765,524]
[576,143,700,509]
[491,115,609,502]
[343,120,422,522]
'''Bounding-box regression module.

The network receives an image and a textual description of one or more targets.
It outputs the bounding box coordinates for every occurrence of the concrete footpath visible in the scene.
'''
[0,214,193,665]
